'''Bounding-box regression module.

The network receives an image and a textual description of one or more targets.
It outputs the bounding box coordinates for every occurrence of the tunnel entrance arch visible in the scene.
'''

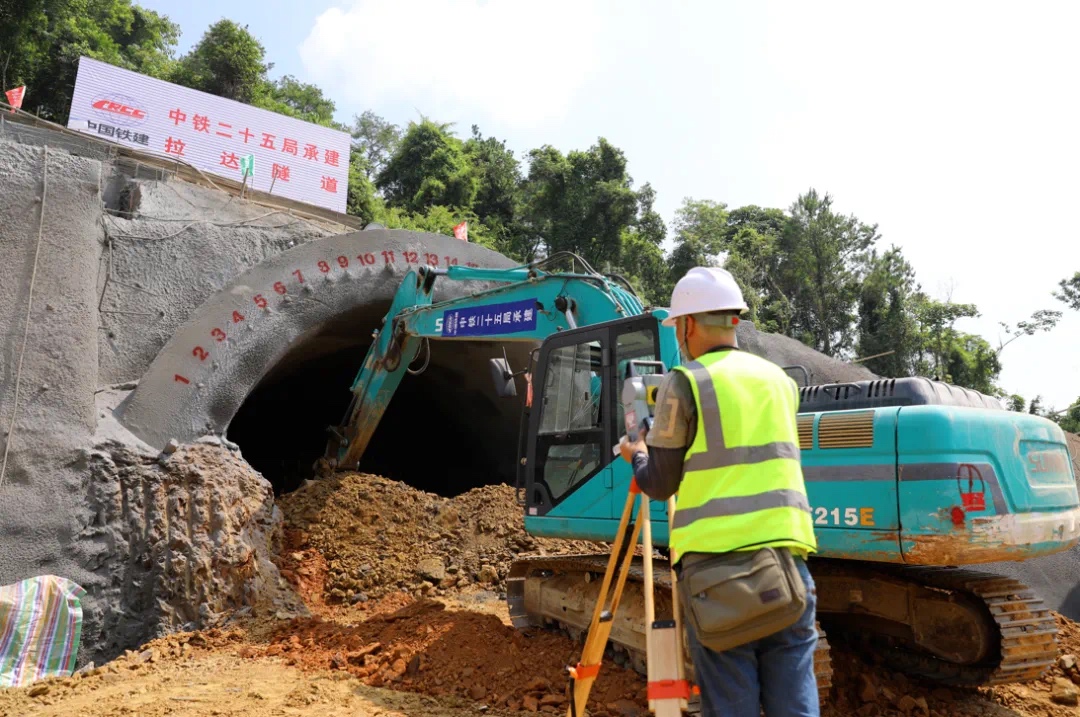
[116,228,534,494]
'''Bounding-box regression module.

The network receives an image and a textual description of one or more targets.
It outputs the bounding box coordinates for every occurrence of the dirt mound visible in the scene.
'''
[230,597,644,715]
[0,627,495,717]
[278,474,602,604]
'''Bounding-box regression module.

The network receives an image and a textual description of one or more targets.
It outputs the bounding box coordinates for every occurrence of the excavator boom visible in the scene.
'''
[328,258,648,470]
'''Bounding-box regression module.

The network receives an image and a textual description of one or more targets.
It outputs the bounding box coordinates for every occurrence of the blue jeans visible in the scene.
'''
[683,555,820,717]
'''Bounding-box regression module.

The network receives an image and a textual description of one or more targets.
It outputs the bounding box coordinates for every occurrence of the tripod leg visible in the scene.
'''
[566,485,645,717]
[642,494,688,715]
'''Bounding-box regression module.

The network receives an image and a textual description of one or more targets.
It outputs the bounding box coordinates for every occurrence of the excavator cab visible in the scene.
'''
[516,312,680,533]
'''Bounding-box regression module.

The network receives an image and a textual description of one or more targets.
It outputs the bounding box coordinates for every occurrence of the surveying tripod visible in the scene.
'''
[564,483,695,717]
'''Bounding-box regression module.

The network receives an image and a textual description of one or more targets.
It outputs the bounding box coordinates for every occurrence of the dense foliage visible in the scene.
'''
[4,3,1075,417]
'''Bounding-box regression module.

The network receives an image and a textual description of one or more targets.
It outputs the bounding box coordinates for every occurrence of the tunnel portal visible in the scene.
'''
[116,229,533,497]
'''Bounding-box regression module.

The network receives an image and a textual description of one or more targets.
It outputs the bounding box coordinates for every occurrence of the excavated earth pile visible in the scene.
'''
[277,473,603,604]
[8,471,1080,717]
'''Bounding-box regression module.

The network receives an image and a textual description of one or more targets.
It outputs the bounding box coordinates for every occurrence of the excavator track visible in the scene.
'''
[506,554,834,707]
[811,560,1058,687]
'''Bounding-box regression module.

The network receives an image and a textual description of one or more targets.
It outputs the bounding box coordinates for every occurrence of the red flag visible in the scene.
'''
[453,220,468,241]
[5,86,25,113]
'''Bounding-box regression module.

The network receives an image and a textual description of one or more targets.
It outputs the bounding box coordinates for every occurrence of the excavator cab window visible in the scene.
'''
[523,315,663,516]
[532,339,605,505]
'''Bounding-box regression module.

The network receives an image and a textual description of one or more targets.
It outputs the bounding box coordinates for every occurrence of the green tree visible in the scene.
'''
[376,118,477,213]
[1054,272,1080,311]
[913,297,979,380]
[463,125,522,229]
[944,333,1001,395]
[665,198,729,284]
[374,204,496,251]
[1,0,179,121]
[1006,394,1026,412]
[614,183,668,304]
[346,148,379,223]
[255,74,337,126]
[352,110,402,182]
[1057,399,1080,434]
[996,308,1062,356]
[774,189,880,357]
[721,205,787,246]
[170,19,268,104]
[855,246,921,377]
[520,138,639,267]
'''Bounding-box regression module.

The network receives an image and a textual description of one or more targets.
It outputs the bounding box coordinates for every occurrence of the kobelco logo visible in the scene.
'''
[90,94,146,126]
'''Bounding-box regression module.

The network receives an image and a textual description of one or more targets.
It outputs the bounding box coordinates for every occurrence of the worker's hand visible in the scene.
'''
[618,432,648,464]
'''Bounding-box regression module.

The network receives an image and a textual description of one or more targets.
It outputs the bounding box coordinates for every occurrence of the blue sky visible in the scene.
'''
[139,1,1079,410]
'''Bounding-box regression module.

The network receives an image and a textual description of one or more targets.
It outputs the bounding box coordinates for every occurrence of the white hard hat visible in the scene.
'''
[661,266,748,326]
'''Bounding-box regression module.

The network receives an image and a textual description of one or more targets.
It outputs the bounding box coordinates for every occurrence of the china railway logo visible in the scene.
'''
[90,94,146,125]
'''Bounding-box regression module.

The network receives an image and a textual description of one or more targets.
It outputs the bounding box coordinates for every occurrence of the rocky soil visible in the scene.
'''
[276,473,604,604]
[6,468,1080,717]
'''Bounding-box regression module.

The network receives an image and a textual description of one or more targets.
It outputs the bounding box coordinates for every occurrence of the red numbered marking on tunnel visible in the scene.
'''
[170,245,488,394]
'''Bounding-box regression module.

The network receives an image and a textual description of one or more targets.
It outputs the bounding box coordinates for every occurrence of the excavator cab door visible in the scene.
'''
[521,314,668,522]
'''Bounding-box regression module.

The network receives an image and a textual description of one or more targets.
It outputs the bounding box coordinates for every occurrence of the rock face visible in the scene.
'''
[79,440,305,661]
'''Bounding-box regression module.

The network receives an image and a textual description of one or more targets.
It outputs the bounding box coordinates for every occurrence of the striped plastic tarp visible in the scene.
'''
[0,575,86,687]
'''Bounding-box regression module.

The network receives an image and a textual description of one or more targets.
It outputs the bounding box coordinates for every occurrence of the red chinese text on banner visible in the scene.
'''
[5,86,26,113]
[453,221,468,241]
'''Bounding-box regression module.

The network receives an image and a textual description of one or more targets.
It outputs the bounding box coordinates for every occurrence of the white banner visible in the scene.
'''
[66,56,350,213]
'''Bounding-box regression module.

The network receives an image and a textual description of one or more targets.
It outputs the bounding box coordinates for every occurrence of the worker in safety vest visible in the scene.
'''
[619,266,819,717]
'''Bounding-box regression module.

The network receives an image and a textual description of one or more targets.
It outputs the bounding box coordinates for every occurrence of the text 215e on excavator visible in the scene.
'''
[324,254,1080,705]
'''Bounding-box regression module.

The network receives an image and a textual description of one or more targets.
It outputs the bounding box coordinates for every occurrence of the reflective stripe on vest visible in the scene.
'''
[671,487,811,530]
[670,351,816,559]
[682,354,802,471]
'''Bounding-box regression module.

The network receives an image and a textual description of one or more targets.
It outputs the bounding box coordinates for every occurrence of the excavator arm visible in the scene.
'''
[328,259,648,470]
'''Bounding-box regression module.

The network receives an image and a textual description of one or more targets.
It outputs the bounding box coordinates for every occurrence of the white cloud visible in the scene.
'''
[298,0,605,129]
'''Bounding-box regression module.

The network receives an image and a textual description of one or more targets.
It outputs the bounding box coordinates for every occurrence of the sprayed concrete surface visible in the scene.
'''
[98,189,338,384]
[0,140,105,642]
[735,319,877,386]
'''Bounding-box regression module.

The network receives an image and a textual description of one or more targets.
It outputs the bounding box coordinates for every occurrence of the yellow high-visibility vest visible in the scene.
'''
[670,349,817,564]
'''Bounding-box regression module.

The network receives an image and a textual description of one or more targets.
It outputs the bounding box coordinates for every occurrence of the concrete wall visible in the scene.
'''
[0,139,103,578]
[0,138,331,667]
[98,190,336,385]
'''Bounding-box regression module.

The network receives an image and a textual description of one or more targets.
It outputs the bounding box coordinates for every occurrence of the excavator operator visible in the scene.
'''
[618,266,820,717]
